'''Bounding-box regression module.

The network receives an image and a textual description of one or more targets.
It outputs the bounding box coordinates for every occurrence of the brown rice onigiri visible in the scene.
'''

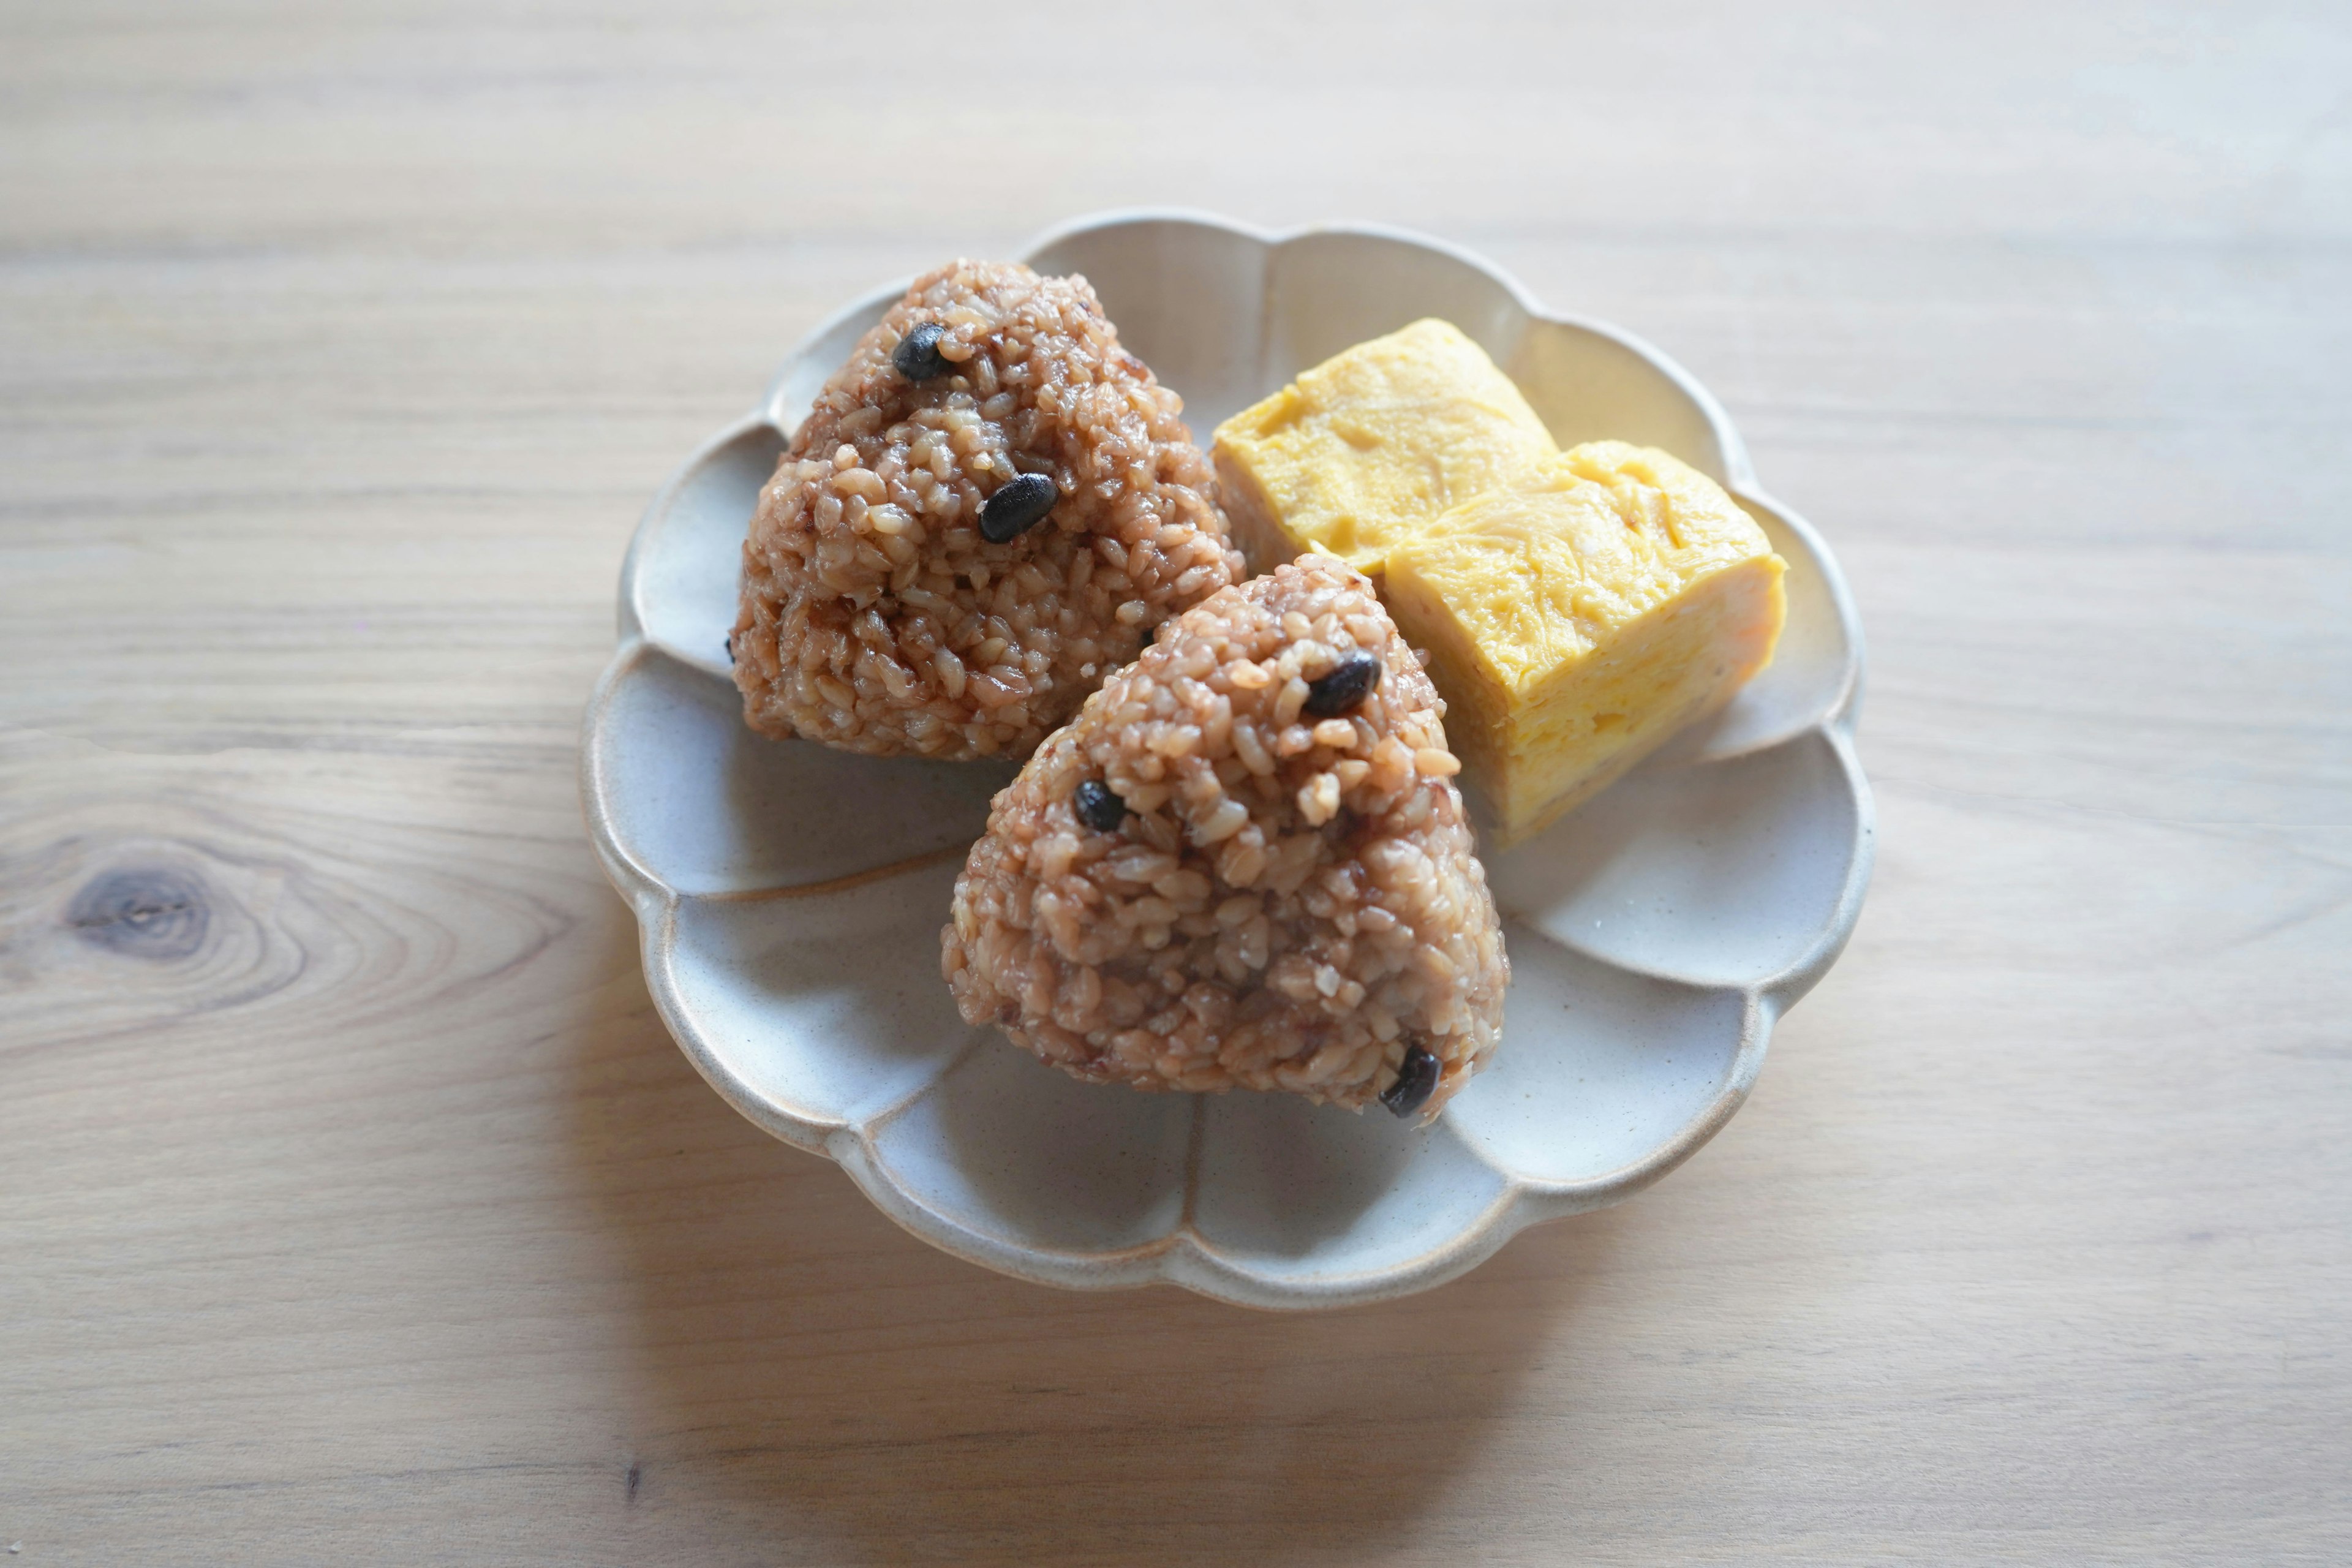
[732,259,1243,760]
[941,555,1510,1118]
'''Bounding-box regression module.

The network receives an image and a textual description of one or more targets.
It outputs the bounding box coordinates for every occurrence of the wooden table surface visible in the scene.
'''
[5,2,2348,1562]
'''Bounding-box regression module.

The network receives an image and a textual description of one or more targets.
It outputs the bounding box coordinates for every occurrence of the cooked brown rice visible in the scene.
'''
[941,556,1509,1117]
[732,260,1242,760]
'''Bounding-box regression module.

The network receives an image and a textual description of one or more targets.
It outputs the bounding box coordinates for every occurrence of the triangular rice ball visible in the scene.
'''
[943,555,1509,1119]
[733,259,1242,760]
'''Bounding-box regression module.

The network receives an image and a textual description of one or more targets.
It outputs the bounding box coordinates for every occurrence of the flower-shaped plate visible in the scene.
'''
[582,211,1872,1310]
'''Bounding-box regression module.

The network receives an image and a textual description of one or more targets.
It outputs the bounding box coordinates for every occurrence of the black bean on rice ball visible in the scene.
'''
[941,556,1509,1118]
[733,260,1244,760]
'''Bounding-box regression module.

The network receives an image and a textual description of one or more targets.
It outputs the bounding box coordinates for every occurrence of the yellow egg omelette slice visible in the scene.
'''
[1211,318,1557,575]
[1381,441,1787,845]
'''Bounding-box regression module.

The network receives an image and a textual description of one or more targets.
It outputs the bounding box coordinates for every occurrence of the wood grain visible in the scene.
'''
[4,1,2348,1562]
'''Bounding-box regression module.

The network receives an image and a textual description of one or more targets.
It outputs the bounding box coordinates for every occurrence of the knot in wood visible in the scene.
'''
[66,866,211,961]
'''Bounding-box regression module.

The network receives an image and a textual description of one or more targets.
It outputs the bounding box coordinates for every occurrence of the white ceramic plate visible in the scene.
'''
[582,210,1872,1310]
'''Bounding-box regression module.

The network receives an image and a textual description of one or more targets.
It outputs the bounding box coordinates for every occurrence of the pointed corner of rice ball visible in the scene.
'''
[940,554,1509,1120]
[731,259,1244,761]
